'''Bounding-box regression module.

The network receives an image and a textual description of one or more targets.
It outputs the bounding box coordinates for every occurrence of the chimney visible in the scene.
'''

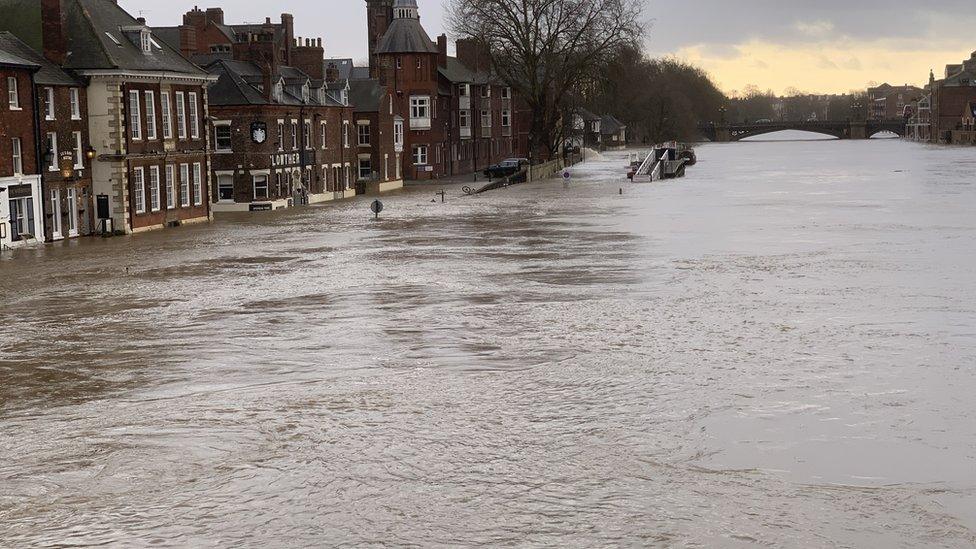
[179,25,197,58]
[292,37,325,80]
[205,8,224,25]
[182,6,206,28]
[437,34,448,69]
[263,62,274,102]
[281,13,295,64]
[41,0,67,65]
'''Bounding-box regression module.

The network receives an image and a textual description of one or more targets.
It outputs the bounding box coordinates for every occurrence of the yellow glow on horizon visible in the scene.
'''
[672,40,975,96]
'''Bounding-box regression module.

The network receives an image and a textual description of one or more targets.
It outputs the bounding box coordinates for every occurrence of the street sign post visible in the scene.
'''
[370,199,384,220]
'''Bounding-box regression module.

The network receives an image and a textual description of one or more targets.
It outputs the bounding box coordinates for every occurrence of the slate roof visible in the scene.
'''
[348,79,386,113]
[576,108,601,122]
[0,32,81,86]
[600,115,626,135]
[59,0,206,75]
[438,56,474,83]
[206,59,344,108]
[0,40,39,71]
[375,18,437,55]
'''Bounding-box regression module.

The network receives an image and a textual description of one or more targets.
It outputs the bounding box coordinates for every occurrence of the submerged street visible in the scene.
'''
[1,138,975,546]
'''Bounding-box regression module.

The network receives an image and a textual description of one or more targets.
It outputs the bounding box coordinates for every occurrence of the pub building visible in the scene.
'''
[2,0,217,235]
[0,45,44,250]
[0,32,95,242]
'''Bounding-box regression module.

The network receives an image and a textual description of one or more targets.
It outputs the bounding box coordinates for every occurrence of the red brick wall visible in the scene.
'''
[0,68,38,177]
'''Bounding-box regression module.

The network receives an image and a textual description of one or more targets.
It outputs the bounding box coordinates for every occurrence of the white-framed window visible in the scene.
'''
[192,163,203,206]
[66,188,78,235]
[44,87,55,120]
[46,132,58,171]
[384,154,389,181]
[320,122,327,149]
[149,165,161,212]
[459,83,469,97]
[481,86,491,99]
[69,88,81,119]
[395,153,401,179]
[291,121,298,150]
[214,122,232,152]
[129,90,141,140]
[140,30,152,53]
[73,130,84,168]
[481,110,492,128]
[7,77,19,109]
[11,137,23,175]
[160,92,173,139]
[50,189,62,238]
[343,121,350,148]
[277,121,285,150]
[410,96,431,128]
[132,167,146,214]
[394,119,404,149]
[413,145,428,166]
[358,123,370,146]
[396,57,402,70]
[166,164,176,209]
[304,120,311,149]
[358,157,372,179]
[217,174,234,201]
[501,87,511,99]
[144,90,157,140]
[502,110,511,127]
[179,163,190,207]
[175,92,187,139]
[253,174,269,199]
[188,92,199,139]
[459,110,470,128]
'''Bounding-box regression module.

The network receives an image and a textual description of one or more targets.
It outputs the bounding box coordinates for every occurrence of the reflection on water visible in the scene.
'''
[2,139,976,546]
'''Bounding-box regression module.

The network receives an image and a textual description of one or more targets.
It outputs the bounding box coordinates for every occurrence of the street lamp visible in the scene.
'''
[86,146,97,161]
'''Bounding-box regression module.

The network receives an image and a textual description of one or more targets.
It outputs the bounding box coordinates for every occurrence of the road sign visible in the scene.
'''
[563,170,571,180]
[370,199,384,219]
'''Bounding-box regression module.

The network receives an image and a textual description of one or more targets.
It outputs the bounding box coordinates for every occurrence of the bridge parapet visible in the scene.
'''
[697,119,907,142]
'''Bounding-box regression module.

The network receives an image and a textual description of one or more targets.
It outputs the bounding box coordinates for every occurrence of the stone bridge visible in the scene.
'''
[698,119,908,142]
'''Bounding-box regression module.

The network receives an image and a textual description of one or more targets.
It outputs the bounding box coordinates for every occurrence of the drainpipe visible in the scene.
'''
[29,70,45,241]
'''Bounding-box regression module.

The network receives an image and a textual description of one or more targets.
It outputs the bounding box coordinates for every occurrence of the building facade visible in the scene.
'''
[867,83,923,120]
[0,48,44,250]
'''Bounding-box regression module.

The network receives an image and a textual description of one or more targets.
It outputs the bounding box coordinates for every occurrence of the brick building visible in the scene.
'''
[908,53,976,144]
[2,0,217,235]
[867,83,923,120]
[0,31,94,243]
[0,46,44,250]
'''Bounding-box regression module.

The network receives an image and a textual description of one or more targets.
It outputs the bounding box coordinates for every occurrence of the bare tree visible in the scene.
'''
[447,0,644,161]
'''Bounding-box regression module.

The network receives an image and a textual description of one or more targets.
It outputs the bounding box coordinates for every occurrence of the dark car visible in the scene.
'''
[484,158,529,179]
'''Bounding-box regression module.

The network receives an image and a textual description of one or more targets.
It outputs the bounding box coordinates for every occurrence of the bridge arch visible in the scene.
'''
[733,126,844,141]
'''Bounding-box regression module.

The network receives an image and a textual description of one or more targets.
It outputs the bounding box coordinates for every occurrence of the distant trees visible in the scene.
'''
[447,0,644,160]
[728,88,871,124]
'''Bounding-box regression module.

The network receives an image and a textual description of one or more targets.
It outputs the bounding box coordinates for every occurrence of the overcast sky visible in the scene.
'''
[122,0,976,95]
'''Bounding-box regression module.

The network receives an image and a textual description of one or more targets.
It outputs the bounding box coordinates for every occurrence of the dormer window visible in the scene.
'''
[273,81,283,103]
[140,30,151,53]
[302,83,310,103]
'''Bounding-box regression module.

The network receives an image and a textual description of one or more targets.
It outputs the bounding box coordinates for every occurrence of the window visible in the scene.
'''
[11,137,22,175]
[416,58,422,69]
[396,57,402,70]
[384,154,389,181]
[50,189,62,238]
[410,96,430,128]
[166,164,176,208]
[291,122,298,150]
[175,92,187,139]
[459,110,470,128]
[217,174,234,201]
[304,120,311,149]
[343,122,350,148]
[320,122,327,149]
[193,163,203,206]
[149,165,161,212]
[45,87,55,120]
[66,188,78,235]
[144,91,157,140]
[358,123,370,146]
[481,86,491,99]
[459,84,469,97]
[70,88,81,119]
[359,158,372,179]
[502,110,511,127]
[73,131,83,168]
[140,30,152,53]
[253,174,269,199]
[46,133,58,172]
[413,145,428,165]
[160,93,173,139]
[501,87,511,99]
[129,90,141,140]
[214,123,232,152]
[179,163,190,207]
[8,197,34,241]
[132,167,146,214]
[481,110,492,127]
[394,120,404,149]
[7,77,19,109]
[188,93,199,139]
[277,121,285,150]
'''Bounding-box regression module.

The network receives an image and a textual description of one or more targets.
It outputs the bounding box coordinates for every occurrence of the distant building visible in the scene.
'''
[868,83,923,120]
[914,53,976,144]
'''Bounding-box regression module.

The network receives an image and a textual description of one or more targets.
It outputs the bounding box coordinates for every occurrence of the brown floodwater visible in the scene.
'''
[1,137,975,547]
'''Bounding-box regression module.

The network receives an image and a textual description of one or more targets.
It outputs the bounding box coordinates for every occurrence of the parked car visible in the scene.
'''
[484,158,529,179]
[755,118,773,124]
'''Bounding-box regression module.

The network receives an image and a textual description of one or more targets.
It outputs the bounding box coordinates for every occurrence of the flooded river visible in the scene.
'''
[2,137,975,547]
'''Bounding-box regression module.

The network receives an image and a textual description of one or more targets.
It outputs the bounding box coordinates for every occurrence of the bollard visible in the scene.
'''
[619,188,623,195]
